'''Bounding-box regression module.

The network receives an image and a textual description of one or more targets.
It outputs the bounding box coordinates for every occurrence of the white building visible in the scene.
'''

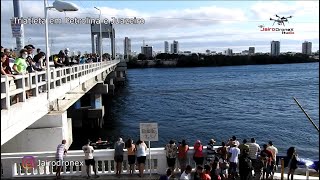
[171,40,179,54]
[271,41,280,56]
[164,41,169,53]
[302,41,312,55]
[124,37,131,59]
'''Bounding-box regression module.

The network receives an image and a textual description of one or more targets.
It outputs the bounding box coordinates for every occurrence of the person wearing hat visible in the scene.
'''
[228,141,240,179]
[114,137,125,177]
[193,140,204,166]
[82,139,99,179]
[206,138,216,163]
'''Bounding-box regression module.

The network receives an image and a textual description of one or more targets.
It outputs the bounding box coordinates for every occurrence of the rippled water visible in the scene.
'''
[72,63,319,160]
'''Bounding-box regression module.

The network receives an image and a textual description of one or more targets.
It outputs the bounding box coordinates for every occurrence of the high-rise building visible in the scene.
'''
[270,41,280,56]
[302,41,312,55]
[141,45,153,59]
[224,48,233,56]
[164,41,169,53]
[249,47,255,55]
[170,40,179,54]
[124,37,131,59]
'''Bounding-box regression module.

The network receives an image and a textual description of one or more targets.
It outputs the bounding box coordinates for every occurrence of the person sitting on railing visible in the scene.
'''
[1,52,15,79]
[12,49,28,74]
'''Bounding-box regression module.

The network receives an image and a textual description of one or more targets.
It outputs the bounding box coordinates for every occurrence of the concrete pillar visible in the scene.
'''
[90,94,102,109]
[91,34,95,54]
[1,111,73,153]
[74,99,81,109]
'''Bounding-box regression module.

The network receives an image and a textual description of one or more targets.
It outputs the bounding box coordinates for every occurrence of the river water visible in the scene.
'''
[72,62,319,160]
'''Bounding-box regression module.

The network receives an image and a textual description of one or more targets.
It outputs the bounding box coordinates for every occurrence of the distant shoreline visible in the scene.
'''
[127,54,319,69]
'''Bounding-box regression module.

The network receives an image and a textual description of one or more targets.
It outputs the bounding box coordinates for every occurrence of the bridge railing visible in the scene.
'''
[1,146,220,178]
[1,61,119,110]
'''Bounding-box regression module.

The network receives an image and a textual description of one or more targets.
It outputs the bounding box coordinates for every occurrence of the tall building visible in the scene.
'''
[141,45,153,59]
[170,40,179,54]
[224,48,233,56]
[270,41,280,56]
[249,47,255,55]
[164,41,169,53]
[124,37,131,59]
[302,41,312,55]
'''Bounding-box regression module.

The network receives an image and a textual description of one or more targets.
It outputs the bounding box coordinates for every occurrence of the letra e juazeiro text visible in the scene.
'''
[12,17,145,25]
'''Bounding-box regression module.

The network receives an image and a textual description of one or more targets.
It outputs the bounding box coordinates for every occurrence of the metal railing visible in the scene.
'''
[1,61,119,110]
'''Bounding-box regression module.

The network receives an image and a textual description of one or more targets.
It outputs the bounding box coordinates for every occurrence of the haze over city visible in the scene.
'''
[1,0,319,54]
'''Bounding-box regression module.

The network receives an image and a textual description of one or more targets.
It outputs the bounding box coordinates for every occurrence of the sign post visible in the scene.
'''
[140,123,158,177]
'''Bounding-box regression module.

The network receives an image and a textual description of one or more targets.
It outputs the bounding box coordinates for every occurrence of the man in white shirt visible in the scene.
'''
[180,165,192,179]
[267,141,278,176]
[82,140,99,179]
[229,142,240,179]
[247,138,261,177]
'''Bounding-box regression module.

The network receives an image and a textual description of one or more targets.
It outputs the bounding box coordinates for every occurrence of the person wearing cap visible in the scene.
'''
[114,137,125,177]
[207,138,216,163]
[228,141,240,179]
[193,140,204,166]
[82,139,99,179]
[164,140,177,172]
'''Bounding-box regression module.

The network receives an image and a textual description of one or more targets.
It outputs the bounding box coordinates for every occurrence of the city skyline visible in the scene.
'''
[1,1,319,54]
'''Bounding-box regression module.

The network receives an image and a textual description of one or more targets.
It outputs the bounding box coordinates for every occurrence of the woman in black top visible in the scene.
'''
[287,147,298,180]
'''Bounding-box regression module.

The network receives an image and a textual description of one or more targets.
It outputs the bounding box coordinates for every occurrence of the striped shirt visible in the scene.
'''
[55,144,65,160]
[248,143,260,160]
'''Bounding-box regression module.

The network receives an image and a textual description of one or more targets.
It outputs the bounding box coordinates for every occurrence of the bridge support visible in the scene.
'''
[1,111,72,153]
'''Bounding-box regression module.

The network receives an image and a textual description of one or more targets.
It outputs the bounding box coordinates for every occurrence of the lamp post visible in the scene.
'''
[44,0,78,100]
[94,7,103,61]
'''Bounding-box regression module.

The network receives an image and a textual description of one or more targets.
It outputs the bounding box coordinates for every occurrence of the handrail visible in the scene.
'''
[1,60,119,110]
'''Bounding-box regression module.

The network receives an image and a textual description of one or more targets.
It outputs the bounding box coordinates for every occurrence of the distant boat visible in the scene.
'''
[90,141,113,149]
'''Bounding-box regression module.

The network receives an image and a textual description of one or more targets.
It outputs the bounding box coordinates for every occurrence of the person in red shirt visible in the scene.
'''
[178,140,189,174]
[260,144,273,179]
[193,140,204,166]
[202,164,211,180]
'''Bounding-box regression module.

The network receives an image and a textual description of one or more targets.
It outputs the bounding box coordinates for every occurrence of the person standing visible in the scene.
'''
[239,150,253,180]
[247,138,261,177]
[126,138,136,175]
[266,141,278,176]
[165,140,177,172]
[136,139,148,178]
[238,139,250,156]
[206,139,217,164]
[13,49,28,74]
[193,140,204,166]
[82,140,99,179]
[178,140,189,174]
[228,142,240,180]
[55,140,67,179]
[114,137,125,177]
[286,147,299,180]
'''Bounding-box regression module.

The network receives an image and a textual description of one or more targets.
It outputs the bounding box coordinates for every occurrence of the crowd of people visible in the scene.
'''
[1,44,109,79]
[54,136,300,180]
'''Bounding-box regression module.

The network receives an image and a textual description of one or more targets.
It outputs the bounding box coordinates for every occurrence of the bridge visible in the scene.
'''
[1,60,126,153]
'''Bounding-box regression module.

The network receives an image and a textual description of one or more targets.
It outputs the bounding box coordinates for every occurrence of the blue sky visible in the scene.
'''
[1,0,319,54]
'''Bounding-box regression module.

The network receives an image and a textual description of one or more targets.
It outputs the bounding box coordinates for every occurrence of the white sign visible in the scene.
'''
[11,21,22,38]
[140,123,158,141]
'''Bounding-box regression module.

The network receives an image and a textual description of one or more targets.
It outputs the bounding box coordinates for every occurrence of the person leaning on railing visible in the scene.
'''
[12,49,28,75]
[1,52,15,79]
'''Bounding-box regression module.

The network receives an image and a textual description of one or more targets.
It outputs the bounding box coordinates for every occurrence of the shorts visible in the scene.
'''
[137,156,146,164]
[85,159,95,166]
[128,155,136,165]
[193,157,204,165]
[114,155,124,163]
[229,162,237,174]
[167,157,176,167]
